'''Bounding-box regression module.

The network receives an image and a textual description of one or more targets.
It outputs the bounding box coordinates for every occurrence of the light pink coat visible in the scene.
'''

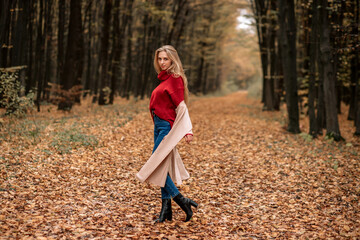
[136,101,192,187]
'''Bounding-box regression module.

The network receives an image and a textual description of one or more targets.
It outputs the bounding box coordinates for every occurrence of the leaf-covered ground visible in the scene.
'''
[1,91,359,239]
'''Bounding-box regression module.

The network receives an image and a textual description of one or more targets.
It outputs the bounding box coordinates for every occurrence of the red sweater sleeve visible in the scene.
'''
[168,76,184,106]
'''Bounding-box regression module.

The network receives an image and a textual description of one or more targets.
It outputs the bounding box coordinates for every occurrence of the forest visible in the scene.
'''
[0,0,247,109]
[251,0,360,139]
[1,0,359,140]
[1,0,360,239]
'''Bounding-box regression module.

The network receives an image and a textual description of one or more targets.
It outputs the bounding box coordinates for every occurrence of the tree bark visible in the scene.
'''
[109,0,121,104]
[348,0,359,121]
[98,0,112,105]
[277,0,300,133]
[11,0,28,67]
[57,0,65,85]
[0,0,12,68]
[308,0,319,137]
[274,28,283,111]
[175,3,190,47]
[251,0,268,104]
[354,0,360,135]
[35,0,45,112]
[58,0,84,110]
[25,0,35,95]
[43,0,53,101]
[124,0,134,100]
[263,0,276,111]
[83,0,93,97]
[319,0,342,140]
[166,0,187,44]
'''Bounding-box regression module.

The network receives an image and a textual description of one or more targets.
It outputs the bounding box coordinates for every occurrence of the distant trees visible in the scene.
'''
[0,0,240,112]
[250,0,360,139]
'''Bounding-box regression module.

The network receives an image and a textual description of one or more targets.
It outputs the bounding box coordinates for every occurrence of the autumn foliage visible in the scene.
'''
[1,91,359,239]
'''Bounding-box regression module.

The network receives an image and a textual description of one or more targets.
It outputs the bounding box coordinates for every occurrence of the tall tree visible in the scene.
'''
[98,0,112,105]
[122,0,135,100]
[263,0,277,111]
[277,0,300,133]
[354,0,360,135]
[43,0,54,101]
[58,0,84,110]
[25,0,35,95]
[348,0,359,122]
[57,0,65,85]
[0,0,12,68]
[318,0,342,140]
[251,0,268,105]
[308,0,320,137]
[83,0,93,97]
[35,0,45,112]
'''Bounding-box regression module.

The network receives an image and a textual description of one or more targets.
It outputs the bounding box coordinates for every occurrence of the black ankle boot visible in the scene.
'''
[173,193,198,222]
[155,199,172,223]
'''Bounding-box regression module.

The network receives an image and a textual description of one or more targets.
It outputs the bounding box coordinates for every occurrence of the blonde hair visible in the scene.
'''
[154,45,189,105]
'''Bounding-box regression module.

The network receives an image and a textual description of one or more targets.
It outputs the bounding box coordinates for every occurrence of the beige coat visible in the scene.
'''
[136,101,192,187]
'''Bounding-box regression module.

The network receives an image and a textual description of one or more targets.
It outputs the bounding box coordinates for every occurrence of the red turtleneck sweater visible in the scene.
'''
[150,71,185,127]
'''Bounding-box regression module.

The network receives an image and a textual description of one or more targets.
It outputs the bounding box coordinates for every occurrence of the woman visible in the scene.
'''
[136,45,198,223]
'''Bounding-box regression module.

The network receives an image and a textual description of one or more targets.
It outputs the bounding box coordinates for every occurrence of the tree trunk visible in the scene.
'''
[57,0,65,85]
[83,1,93,97]
[11,0,28,67]
[274,29,283,111]
[35,0,45,112]
[124,0,134,100]
[263,0,276,111]
[354,0,360,135]
[355,73,360,135]
[277,0,300,133]
[166,0,187,44]
[348,49,358,121]
[43,0,53,101]
[195,47,205,94]
[319,0,342,141]
[308,0,319,137]
[348,0,359,121]
[0,0,12,68]
[175,4,190,47]
[98,0,112,105]
[331,3,344,114]
[58,0,84,110]
[251,0,268,104]
[109,0,123,104]
[25,0,35,95]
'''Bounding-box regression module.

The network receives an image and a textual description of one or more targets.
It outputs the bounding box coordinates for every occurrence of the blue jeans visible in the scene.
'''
[153,114,180,199]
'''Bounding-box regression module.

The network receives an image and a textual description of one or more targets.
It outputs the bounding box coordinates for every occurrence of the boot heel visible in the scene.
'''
[190,200,198,208]
[173,193,197,222]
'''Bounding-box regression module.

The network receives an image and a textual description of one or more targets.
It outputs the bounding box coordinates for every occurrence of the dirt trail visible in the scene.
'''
[1,91,359,239]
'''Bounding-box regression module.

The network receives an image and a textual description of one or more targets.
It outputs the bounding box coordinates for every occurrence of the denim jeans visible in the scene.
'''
[153,114,180,199]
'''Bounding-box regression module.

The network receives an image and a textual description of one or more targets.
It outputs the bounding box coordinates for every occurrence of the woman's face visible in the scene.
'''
[158,51,171,71]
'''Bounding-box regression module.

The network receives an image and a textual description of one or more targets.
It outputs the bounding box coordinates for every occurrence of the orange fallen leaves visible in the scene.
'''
[1,91,359,239]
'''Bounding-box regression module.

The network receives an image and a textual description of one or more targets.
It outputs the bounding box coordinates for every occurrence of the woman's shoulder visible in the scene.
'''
[169,73,184,84]
[170,73,182,79]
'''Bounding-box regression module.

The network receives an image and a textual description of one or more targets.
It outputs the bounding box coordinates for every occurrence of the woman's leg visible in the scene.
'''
[152,116,171,153]
[162,175,179,198]
[153,115,172,222]
[152,115,173,200]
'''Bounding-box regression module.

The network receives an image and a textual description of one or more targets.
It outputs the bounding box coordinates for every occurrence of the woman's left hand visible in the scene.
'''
[184,134,193,144]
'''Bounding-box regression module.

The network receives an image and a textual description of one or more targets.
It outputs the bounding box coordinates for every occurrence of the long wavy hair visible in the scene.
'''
[154,45,189,105]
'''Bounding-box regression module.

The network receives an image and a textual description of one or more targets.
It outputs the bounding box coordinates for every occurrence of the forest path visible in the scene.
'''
[1,91,359,239]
